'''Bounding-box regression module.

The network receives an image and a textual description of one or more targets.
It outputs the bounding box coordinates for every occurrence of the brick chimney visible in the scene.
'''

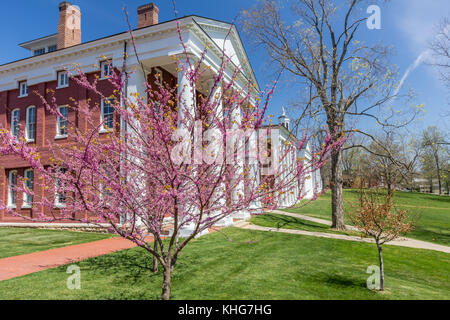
[137,3,159,28]
[57,2,81,49]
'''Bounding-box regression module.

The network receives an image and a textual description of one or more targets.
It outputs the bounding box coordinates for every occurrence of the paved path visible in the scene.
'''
[237,213,450,254]
[0,237,147,281]
[267,209,360,231]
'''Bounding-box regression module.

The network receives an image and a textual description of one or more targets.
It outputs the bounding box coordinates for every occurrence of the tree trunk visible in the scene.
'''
[331,151,346,230]
[161,265,172,300]
[152,240,158,273]
[377,242,384,291]
[434,154,442,194]
[387,183,393,197]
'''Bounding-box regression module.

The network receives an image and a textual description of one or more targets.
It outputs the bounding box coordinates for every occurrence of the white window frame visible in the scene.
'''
[25,106,36,142]
[100,98,114,133]
[55,105,69,139]
[33,48,45,56]
[22,169,34,209]
[19,81,28,97]
[54,168,67,208]
[100,60,113,79]
[11,108,20,140]
[57,71,69,89]
[7,170,18,209]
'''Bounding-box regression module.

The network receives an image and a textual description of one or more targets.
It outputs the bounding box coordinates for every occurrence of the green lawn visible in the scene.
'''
[0,228,448,300]
[0,228,115,259]
[281,190,450,246]
[251,213,363,237]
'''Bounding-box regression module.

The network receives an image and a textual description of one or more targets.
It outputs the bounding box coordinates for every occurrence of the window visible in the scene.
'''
[33,48,45,56]
[55,168,67,207]
[11,109,20,140]
[100,60,113,79]
[23,169,34,208]
[8,171,17,208]
[56,106,68,138]
[154,68,163,86]
[101,98,114,132]
[48,45,57,53]
[19,81,28,97]
[100,165,113,202]
[57,71,69,88]
[26,106,36,142]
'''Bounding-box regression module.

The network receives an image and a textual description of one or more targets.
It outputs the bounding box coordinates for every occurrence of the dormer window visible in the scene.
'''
[100,60,113,79]
[33,48,46,56]
[57,71,69,88]
[19,81,28,97]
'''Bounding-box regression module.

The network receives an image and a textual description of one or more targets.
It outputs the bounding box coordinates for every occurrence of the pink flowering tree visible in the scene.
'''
[0,18,343,300]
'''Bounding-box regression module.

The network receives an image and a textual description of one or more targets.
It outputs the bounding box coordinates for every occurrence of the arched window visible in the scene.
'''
[26,106,36,142]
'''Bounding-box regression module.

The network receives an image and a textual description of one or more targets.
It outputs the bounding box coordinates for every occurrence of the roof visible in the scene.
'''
[19,33,57,50]
[1,15,259,90]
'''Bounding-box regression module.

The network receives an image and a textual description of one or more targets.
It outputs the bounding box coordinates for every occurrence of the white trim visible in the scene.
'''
[7,170,18,208]
[56,105,69,139]
[25,105,36,142]
[18,80,28,97]
[10,108,20,140]
[22,169,34,208]
[56,70,69,89]
[100,98,114,132]
[54,168,67,208]
[100,60,113,80]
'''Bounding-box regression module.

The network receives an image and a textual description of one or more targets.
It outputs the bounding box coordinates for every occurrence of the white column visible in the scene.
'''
[210,81,234,227]
[247,131,263,214]
[174,57,208,238]
[231,103,251,221]
[177,59,196,129]
[122,65,147,226]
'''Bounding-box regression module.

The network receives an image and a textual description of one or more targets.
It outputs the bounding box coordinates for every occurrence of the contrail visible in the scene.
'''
[393,50,431,98]
[394,20,449,98]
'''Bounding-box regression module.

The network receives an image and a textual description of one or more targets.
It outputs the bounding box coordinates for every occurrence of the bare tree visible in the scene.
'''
[241,0,418,229]
[421,126,449,195]
[430,17,450,89]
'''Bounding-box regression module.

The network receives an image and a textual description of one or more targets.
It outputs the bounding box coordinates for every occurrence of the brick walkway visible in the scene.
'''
[0,237,149,281]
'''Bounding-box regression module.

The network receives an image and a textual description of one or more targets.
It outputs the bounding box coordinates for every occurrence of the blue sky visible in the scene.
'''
[1,0,448,133]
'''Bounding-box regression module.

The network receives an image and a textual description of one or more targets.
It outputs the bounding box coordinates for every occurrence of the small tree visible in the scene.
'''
[349,190,413,291]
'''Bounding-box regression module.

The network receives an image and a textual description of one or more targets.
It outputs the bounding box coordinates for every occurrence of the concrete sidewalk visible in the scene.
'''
[239,212,450,254]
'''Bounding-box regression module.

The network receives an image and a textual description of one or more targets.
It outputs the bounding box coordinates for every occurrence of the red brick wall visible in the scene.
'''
[0,66,175,222]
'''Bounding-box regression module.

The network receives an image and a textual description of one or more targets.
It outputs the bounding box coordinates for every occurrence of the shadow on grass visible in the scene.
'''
[72,248,161,284]
[256,214,330,232]
[323,274,366,290]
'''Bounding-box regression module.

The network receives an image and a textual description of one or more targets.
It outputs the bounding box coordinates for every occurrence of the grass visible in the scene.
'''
[0,228,448,300]
[251,213,363,237]
[281,190,450,246]
[0,228,115,259]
